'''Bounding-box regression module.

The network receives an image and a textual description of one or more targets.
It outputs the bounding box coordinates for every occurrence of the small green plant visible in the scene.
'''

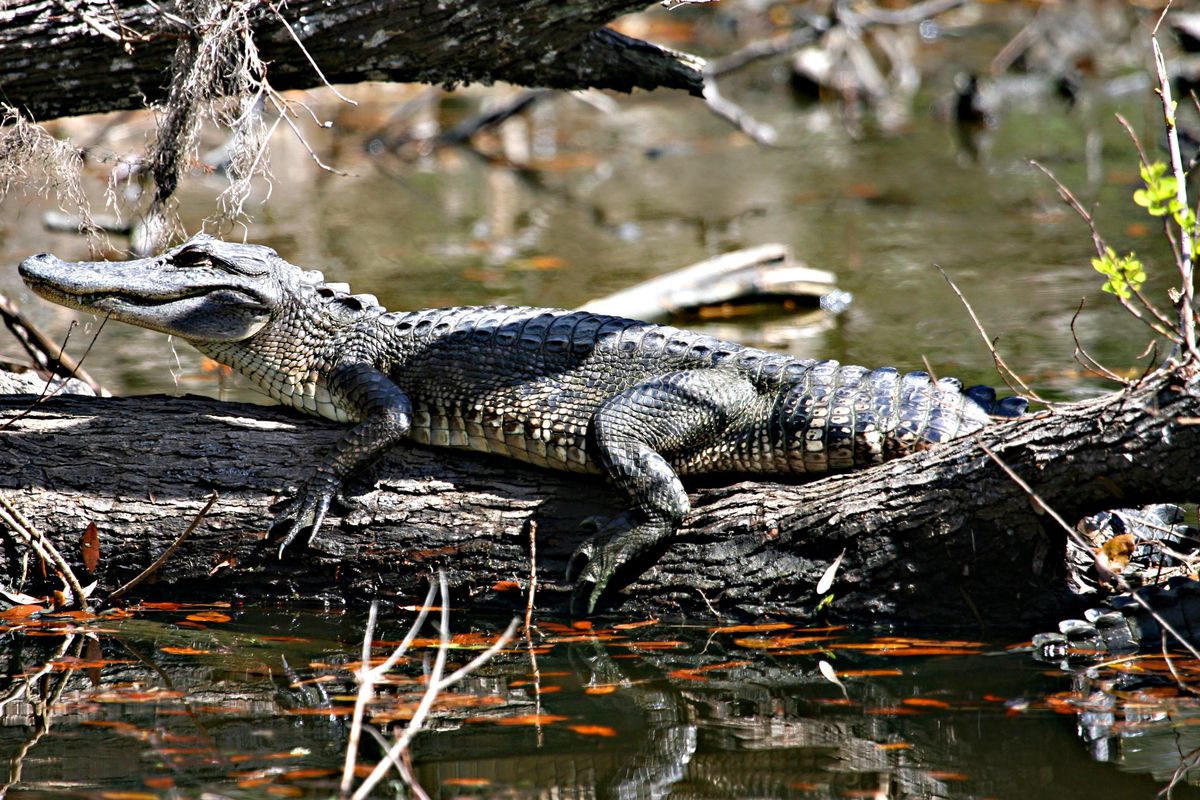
[1091,247,1146,300]
[1133,160,1197,242]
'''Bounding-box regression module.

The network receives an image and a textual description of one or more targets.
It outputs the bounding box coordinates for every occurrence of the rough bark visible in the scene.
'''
[1,365,1197,624]
[0,1,704,124]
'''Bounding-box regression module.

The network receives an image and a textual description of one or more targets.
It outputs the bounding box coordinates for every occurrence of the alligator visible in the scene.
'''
[19,235,1028,610]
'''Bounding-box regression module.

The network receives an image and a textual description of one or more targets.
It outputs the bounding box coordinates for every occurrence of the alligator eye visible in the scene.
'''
[173,247,213,268]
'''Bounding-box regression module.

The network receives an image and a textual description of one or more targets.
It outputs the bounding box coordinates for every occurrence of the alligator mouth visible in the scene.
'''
[27,281,261,310]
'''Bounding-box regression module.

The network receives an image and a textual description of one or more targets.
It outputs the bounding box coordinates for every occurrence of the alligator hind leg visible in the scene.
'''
[569,369,759,612]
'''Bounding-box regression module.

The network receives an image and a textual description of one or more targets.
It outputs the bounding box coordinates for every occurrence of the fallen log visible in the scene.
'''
[0,1,703,123]
[1,363,1197,625]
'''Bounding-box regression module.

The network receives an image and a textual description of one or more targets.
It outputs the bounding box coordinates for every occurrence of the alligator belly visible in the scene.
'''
[406,404,599,474]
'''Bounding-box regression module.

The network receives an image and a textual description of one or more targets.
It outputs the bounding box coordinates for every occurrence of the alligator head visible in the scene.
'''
[18,235,293,343]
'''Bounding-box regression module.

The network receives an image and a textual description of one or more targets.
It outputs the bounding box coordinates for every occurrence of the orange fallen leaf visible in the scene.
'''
[612,618,659,630]
[709,622,791,634]
[279,768,336,780]
[282,707,355,716]
[903,698,952,709]
[568,724,618,737]
[494,714,569,726]
[186,611,231,623]
[927,771,969,781]
[491,580,521,591]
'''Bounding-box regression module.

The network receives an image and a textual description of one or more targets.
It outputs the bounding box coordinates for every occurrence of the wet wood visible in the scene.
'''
[0,1,703,123]
[1,366,1197,624]
[579,244,842,322]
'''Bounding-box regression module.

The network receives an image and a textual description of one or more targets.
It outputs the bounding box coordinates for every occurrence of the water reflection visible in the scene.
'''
[2,608,1198,798]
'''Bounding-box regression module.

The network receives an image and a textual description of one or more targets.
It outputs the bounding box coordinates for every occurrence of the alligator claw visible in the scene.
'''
[270,472,340,556]
[567,513,671,615]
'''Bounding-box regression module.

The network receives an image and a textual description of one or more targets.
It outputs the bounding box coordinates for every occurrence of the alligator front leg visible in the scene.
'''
[273,363,412,555]
[569,369,759,612]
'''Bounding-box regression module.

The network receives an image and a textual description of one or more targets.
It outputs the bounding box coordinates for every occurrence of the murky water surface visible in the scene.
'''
[1,22,1195,797]
[4,605,1200,799]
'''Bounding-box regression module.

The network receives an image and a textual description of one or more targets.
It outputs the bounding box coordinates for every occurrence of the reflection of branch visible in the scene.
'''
[844,0,967,26]
[0,634,78,795]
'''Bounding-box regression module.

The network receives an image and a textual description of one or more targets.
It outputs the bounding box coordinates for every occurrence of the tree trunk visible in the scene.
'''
[2,365,1197,624]
[0,1,703,123]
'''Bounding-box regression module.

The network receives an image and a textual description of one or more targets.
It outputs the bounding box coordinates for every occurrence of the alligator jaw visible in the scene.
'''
[19,249,276,343]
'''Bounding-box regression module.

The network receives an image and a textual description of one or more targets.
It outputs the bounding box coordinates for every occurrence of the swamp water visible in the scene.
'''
[0,74,1195,797]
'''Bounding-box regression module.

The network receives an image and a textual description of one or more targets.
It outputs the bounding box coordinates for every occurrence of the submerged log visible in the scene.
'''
[1,364,1198,624]
[0,1,703,123]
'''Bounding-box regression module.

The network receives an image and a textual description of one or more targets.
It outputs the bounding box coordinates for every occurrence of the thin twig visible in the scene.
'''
[269,5,357,106]
[0,293,107,395]
[1069,299,1131,384]
[977,441,1200,661]
[267,93,351,176]
[349,613,519,798]
[1030,160,1181,342]
[932,264,1051,405]
[352,573,451,800]
[1151,32,1199,359]
[0,494,90,611]
[700,80,777,146]
[525,520,537,635]
[338,581,439,799]
[105,491,218,603]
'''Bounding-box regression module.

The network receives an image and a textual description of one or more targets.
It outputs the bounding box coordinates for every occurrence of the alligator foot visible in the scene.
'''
[268,471,341,556]
[567,513,672,614]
